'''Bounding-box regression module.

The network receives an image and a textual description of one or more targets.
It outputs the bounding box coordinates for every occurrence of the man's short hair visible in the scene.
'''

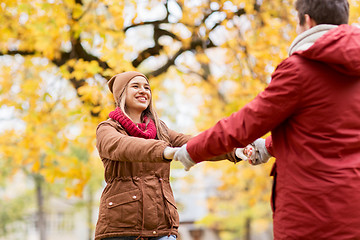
[295,0,349,26]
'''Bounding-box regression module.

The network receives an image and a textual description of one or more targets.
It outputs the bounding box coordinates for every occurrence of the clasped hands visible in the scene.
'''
[163,138,272,171]
[163,144,195,171]
[236,138,272,165]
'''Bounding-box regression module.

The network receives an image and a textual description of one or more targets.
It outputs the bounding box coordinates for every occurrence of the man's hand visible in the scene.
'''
[235,138,271,165]
[163,147,180,160]
[173,144,196,171]
[249,138,272,165]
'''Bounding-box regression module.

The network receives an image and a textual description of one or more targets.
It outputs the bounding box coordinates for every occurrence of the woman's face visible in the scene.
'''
[125,76,151,114]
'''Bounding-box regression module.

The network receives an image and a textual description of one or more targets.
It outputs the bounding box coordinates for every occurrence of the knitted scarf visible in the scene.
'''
[109,107,157,139]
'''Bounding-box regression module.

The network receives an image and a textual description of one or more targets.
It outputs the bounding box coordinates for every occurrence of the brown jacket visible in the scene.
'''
[95,118,238,240]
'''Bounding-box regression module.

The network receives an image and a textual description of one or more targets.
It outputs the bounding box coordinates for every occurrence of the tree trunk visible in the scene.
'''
[87,186,94,240]
[245,217,251,240]
[35,175,46,240]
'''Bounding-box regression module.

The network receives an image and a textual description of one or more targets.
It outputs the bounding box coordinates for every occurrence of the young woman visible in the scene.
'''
[94,71,240,240]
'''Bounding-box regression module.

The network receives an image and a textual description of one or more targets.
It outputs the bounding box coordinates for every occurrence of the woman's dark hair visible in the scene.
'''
[295,0,349,26]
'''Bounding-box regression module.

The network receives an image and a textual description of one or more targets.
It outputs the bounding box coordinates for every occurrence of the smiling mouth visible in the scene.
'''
[137,96,147,102]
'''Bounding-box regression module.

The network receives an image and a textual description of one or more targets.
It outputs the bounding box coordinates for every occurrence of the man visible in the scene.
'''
[174,0,360,239]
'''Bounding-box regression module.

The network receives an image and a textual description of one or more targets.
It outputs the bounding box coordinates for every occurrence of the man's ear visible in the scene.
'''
[304,14,317,29]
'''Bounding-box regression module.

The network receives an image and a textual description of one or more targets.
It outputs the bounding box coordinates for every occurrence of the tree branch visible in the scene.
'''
[74,0,95,21]
[0,50,36,56]
[147,48,185,78]
[124,19,169,32]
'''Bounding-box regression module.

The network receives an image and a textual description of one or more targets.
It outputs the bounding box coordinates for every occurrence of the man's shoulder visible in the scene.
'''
[276,54,314,72]
[283,54,309,64]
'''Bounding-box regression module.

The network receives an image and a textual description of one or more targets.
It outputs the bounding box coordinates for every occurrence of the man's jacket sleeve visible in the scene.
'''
[187,59,301,163]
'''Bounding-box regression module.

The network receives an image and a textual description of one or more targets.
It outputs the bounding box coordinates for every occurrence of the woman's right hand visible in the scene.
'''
[235,145,255,162]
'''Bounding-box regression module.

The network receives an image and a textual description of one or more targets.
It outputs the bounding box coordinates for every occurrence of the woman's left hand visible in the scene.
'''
[163,147,180,160]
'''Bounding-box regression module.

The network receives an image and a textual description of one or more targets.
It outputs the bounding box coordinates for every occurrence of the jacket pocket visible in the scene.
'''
[106,189,141,227]
[163,187,179,228]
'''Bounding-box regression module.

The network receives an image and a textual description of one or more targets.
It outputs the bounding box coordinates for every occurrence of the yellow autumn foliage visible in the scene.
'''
[0,0,359,238]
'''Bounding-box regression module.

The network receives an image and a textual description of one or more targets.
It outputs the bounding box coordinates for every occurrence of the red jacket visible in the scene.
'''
[187,25,360,239]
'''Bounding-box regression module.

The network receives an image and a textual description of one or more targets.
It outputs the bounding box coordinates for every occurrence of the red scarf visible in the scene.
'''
[109,107,157,139]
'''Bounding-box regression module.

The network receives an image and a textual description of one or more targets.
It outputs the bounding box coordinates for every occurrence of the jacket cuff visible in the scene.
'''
[265,135,274,157]
[186,140,204,163]
[160,144,172,162]
[228,149,241,163]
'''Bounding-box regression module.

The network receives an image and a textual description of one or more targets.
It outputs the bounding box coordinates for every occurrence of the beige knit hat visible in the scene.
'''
[107,71,149,106]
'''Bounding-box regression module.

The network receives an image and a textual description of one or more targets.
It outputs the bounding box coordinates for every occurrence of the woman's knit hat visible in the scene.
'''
[107,71,149,106]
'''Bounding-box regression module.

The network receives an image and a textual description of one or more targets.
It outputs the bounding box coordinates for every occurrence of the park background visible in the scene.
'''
[0,0,359,240]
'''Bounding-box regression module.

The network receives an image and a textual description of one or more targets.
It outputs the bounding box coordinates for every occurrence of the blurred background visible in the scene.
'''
[0,0,359,239]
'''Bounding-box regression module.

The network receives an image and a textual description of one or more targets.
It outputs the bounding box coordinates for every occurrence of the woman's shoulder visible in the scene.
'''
[158,119,168,129]
[97,118,125,131]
